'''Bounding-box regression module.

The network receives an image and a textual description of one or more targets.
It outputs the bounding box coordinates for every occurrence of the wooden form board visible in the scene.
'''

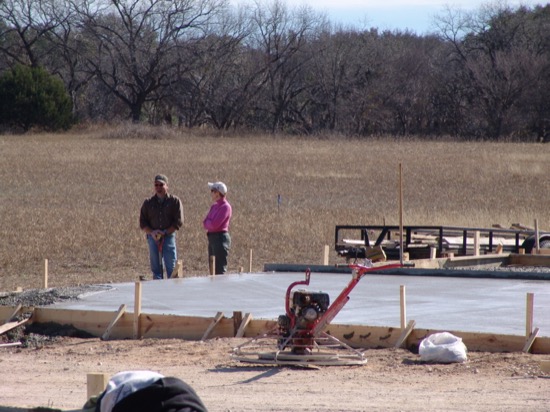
[0,318,29,335]
[509,254,550,267]
[23,307,550,354]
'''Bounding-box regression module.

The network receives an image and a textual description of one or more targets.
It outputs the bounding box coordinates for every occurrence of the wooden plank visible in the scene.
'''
[87,373,109,399]
[366,245,386,262]
[0,318,29,335]
[394,320,416,348]
[0,342,22,348]
[509,254,550,267]
[523,327,539,353]
[201,312,224,341]
[235,313,253,337]
[101,304,126,341]
[4,303,22,323]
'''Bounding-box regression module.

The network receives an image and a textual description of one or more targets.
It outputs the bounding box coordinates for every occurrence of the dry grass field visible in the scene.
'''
[0,125,549,292]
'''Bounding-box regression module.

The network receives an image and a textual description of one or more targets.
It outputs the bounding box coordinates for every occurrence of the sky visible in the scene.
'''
[297,0,546,34]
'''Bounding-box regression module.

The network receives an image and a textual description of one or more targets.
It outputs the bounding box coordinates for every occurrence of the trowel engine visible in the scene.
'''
[277,272,331,353]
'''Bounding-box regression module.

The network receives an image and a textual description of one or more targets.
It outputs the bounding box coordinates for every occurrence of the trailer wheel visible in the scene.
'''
[520,236,550,254]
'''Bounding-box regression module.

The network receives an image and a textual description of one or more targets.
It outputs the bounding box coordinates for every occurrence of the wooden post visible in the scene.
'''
[323,244,329,265]
[209,256,215,276]
[233,311,242,336]
[473,231,480,256]
[398,163,404,265]
[43,259,48,289]
[133,282,142,339]
[249,249,253,273]
[87,373,109,399]
[400,285,406,329]
[526,292,534,337]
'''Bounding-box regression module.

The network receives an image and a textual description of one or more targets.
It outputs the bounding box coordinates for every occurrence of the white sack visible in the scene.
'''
[419,332,468,363]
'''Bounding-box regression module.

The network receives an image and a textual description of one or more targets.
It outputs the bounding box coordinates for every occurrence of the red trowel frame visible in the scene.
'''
[233,262,402,366]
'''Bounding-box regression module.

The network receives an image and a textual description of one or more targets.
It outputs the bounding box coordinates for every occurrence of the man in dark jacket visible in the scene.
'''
[140,174,184,279]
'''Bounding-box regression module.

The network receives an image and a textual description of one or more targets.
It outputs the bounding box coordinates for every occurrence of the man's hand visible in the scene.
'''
[150,229,165,242]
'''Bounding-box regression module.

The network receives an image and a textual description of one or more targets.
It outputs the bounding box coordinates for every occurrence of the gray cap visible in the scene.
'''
[154,174,168,185]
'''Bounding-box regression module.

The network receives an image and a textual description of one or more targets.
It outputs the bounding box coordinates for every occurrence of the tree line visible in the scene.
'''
[0,0,549,141]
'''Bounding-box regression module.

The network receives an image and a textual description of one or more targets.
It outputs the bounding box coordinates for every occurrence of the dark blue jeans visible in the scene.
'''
[147,233,177,279]
[207,232,231,274]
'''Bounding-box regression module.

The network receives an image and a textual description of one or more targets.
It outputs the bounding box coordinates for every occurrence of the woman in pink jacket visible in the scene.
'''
[203,181,232,274]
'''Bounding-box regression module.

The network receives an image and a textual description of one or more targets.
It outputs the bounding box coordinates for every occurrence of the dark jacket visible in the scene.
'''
[140,194,184,232]
[111,377,207,412]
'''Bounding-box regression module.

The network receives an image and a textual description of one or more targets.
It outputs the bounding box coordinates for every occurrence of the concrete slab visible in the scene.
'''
[52,272,550,337]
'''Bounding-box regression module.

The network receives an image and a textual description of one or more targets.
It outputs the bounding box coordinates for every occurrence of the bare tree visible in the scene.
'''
[0,0,68,67]
[434,3,549,139]
[73,0,227,122]
[248,0,323,133]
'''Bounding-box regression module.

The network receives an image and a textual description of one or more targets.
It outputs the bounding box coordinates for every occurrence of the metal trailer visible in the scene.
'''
[334,224,550,261]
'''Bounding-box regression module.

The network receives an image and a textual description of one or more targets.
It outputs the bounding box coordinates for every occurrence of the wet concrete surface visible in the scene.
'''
[52,272,550,337]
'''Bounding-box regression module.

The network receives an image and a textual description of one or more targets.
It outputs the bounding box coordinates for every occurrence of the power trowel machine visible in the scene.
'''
[232,260,402,366]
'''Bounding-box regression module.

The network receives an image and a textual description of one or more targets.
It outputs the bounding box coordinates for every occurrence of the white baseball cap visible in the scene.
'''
[208,181,227,195]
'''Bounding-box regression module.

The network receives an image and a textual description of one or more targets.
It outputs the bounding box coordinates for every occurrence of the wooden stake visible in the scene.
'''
[399,285,406,329]
[249,249,253,272]
[523,327,539,353]
[43,259,48,289]
[394,320,416,349]
[87,373,109,399]
[526,292,534,337]
[171,259,183,278]
[209,256,215,276]
[323,244,330,265]
[201,312,224,341]
[398,163,404,266]
[233,311,242,336]
[473,231,480,256]
[101,304,126,341]
[535,219,540,254]
[133,282,142,339]
[235,312,253,337]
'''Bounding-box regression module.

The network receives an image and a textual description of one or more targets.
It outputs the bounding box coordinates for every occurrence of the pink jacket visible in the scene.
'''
[203,198,232,233]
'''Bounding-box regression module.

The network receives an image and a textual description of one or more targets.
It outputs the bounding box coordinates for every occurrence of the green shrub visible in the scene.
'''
[0,64,73,132]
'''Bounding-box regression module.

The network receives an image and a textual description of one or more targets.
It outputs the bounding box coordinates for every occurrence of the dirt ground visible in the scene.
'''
[1,335,550,411]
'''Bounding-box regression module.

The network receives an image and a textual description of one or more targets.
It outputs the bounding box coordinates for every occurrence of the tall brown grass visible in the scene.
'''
[1,125,549,291]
